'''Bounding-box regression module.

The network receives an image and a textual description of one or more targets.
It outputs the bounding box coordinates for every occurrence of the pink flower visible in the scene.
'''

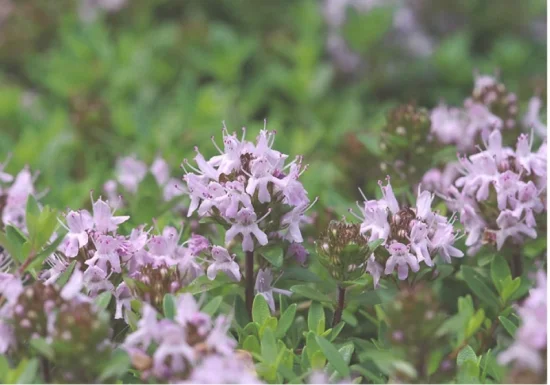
[225,209,269,252]
[207,246,241,282]
[86,234,122,273]
[60,210,93,258]
[384,242,419,280]
[115,155,148,194]
[494,211,537,250]
[91,194,129,234]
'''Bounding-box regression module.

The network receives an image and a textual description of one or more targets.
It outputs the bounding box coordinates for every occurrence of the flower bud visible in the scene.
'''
[315,221,371,282]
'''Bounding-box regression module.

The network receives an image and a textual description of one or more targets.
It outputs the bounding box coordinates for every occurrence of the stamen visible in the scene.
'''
[183,159,202,175]
[303,196,319,213]
[211,136,224,155]
[256,208,272,223]
[348,208,363,221]
[358,187,368,202]
[57,217,70,231]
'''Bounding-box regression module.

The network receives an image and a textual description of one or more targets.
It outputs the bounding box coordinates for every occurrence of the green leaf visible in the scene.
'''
[308,302,325,335]
[99,349,131,381]
[25,195,41,240]
[259,317,278,338]
[16,358,39,384]
[242,322,260,339]
[290,285,332,303]
[1,226,27,262]
[310,350,326,370]
[498,316,518,337]
[30,337,54,360]
[0,355,9,381]
[182,274,233,294]
[350,364,386,384]
[342,6,393,53]
[490,255,511,293]
[276,303,297,338]
[368,239,384,253]
[316,336,351,377]
[261,328,277,362]
[262,248,283,268]
[202,295,223,316]
[26,234,66,273]
[163,294,176,320]
[461,266,500,310]
[243,335,261,356]
[500,277,521,303]
[280,267,322,283]
[427,350,444,376]
[94,291,112,311]
[465,309,485,339]
[55,261,77,287]
[457,345,477,367]
[328,343,354,382]
[252,294,271,326]
[34,206,59,250]
[457,360,480,384]
[330,321,345,342]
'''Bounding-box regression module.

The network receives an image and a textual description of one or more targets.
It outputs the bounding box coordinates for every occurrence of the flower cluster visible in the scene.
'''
[352,177,463,284]
[498,271,547,375]
[447,130,546,255]
[54,192,249,322]
[430,74,517,152]
[103,155,184,205]
[123,293,259,383]
[0,271,112,382]
[316,220,372,282]
[182,124,311,252]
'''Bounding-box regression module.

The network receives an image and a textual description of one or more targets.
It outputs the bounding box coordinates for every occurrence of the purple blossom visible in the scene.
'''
[60,210,93,258]
[86,235,122,273]
[287,243,309,265]
[183,355,261,384]
[449,130,546,253]
[254,268,292,312]
[207,246,241,282]
[225,209,269,252]
[354,178,463,283]
[182,124,310,253]
[115,155,148,194]
[384,242,419,280]
[498,271,547,373]
[91,194,129,234]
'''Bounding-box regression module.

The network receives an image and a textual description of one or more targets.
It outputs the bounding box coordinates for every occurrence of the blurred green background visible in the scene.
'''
[0,0,546,214]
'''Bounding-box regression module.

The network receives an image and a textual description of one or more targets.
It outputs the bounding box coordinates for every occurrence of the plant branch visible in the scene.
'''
[17,249,36,276]
[332,285,346,327]
[245,250,255,320]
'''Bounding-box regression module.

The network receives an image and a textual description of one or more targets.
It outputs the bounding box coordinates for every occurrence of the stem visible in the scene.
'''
[511,254,523,278]
[42,359,51,383]
[17,249,36,276]
[332,286,346,327]
[245,250,255,320]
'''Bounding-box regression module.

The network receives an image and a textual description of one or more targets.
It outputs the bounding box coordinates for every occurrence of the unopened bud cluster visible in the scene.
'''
[467,74,518,130]
[380,104,431,188]
[131,263,183,311]
[316,221,371,282]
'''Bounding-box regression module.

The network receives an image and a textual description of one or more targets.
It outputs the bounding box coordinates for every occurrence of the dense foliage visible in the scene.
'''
[0,0,547,384]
